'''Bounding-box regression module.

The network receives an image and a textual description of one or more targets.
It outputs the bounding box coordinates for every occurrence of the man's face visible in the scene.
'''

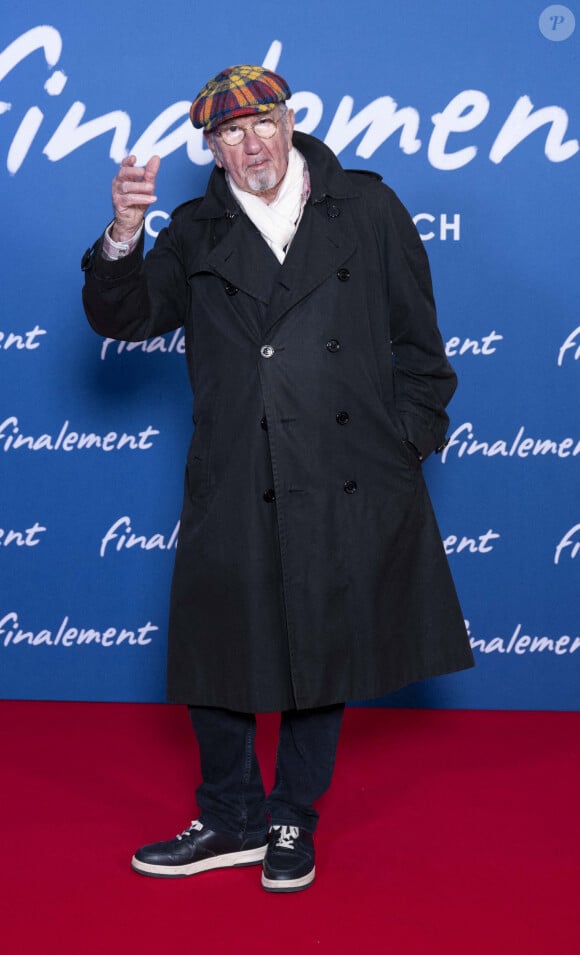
[207,107,295,203]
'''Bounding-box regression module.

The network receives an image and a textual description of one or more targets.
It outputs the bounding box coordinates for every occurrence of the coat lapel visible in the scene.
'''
[202,213,280,305]
[265,201,357,333]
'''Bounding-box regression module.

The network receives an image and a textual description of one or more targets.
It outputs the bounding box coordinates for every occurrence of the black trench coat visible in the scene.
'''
[83,131,474,711]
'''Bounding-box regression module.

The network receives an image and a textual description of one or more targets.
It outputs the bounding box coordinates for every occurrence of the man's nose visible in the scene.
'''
[243,130,263,154]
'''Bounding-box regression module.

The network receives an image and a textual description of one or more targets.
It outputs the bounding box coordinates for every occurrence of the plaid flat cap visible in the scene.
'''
[190,65,291,132]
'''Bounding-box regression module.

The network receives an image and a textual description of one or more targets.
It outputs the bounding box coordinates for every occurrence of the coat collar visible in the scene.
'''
[295,131,359,204]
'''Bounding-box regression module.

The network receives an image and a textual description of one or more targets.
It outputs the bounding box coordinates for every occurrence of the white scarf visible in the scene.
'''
[227,147,309,263]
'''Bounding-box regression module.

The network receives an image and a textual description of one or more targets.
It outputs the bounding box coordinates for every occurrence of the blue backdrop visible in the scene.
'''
[1,1,578,708]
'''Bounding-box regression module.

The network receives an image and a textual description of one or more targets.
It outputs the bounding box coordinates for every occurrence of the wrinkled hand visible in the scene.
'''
[111,155,160,241]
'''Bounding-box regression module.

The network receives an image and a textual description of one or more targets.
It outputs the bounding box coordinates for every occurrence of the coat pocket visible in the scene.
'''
[186,453,210,510]
[185,417,215,512]
[383,402,422,471]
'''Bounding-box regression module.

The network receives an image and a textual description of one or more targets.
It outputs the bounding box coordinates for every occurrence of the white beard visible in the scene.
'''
[246,165,278,194]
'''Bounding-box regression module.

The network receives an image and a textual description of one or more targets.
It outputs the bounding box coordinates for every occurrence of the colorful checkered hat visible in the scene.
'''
[190,65,291,132]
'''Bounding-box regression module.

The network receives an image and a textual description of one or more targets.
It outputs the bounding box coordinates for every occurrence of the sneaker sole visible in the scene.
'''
[131,845,267,878]
[261,866,316,893]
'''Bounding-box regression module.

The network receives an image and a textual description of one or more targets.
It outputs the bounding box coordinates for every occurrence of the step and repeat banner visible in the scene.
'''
[1,2,578,708]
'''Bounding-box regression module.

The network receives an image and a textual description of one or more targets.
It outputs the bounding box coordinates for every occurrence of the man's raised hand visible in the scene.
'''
[111,155,160,242]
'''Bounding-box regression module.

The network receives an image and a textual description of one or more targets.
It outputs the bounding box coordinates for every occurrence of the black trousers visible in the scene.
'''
[188,703,345,838]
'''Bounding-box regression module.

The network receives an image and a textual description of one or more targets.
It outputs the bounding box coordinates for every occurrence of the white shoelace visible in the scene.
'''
[270,825,300,849]
[176,819,203,841]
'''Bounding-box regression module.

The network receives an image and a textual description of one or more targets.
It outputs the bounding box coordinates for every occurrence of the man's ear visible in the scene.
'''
[205,132,223,168]
[286,108,296,149]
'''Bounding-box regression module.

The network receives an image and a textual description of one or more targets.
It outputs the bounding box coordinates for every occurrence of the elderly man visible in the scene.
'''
[82,65,474,893]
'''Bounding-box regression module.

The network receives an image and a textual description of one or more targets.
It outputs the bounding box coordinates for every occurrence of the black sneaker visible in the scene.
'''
[261,825,315,893]
[131,820,267,878]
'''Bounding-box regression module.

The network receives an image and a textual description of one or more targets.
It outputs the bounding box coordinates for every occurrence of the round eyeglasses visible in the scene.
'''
[214,115,281,147]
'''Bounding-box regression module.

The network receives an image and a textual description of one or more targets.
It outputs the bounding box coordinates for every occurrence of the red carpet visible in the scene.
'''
[1,702,578,954]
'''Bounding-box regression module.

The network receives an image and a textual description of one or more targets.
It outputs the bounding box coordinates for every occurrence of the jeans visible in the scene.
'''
[188,703,345,838]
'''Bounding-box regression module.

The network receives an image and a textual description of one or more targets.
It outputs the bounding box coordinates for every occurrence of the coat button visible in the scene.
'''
[326,339,341,353]
[260,416,268,431]
[337,268,350,282]
[336,411,350,425]
[343,480,357,494]
[224,282,238,295]
[263,488,276,503]
[260,345,275,358]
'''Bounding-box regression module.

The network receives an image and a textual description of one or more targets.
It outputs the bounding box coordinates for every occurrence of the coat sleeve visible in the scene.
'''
[81,219,188,342]
[383,188,457,460]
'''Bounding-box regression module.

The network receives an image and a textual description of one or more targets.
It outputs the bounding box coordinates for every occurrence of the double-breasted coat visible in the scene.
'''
[83,131,474,712]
